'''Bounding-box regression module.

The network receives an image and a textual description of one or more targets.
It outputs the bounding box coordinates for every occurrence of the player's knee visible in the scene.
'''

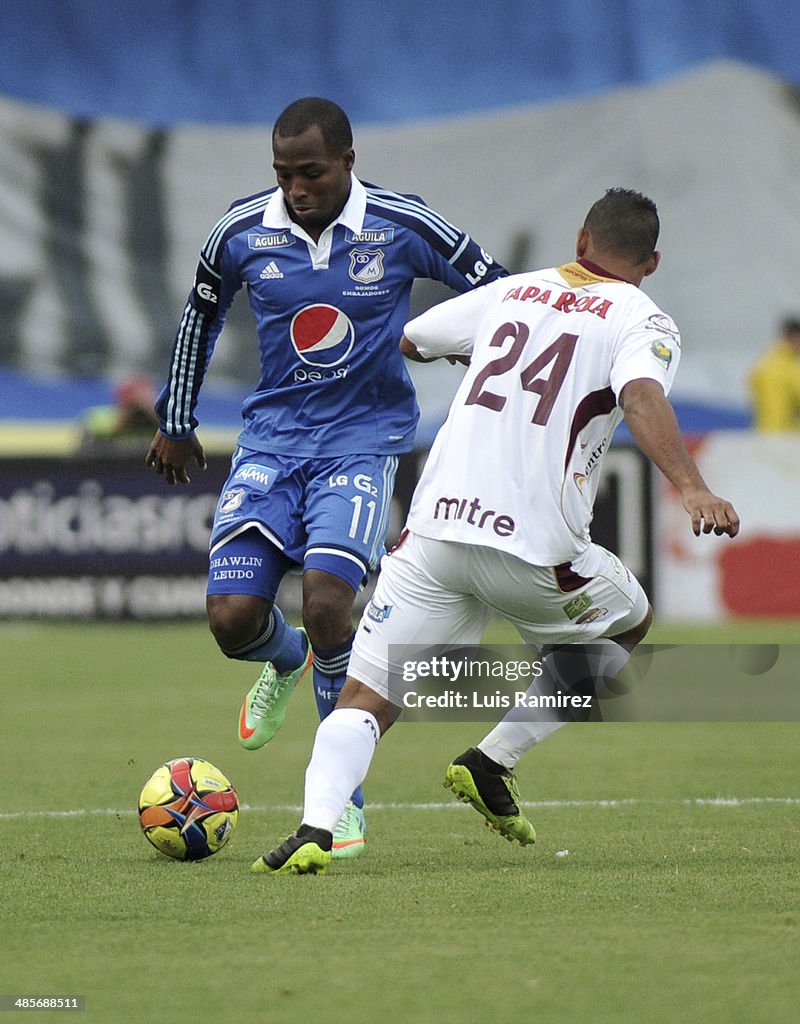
[337,677,399,736]
[302,571,356,648]
[206,594,271,656]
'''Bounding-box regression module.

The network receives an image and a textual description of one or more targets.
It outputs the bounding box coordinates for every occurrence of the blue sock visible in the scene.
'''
[223,606,307,675]
[313,635,363,809]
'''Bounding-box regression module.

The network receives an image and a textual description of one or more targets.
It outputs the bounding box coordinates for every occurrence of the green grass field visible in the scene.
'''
[2,619,799,1023]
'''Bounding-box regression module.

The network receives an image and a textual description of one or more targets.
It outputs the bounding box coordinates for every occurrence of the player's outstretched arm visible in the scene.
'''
[399,335,469,366]
[620,378,740,538]
[145,429,207,486]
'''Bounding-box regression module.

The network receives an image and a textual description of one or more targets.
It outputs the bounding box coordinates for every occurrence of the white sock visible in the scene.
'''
[478,639,630,769]
[478,721,565,769]
[302,707,380,832]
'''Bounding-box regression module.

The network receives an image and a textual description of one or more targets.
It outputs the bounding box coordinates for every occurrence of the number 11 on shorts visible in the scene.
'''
[349,494,377,543]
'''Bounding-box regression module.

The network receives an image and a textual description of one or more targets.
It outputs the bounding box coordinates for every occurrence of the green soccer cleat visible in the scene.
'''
[238,629,313,750]
[444,747,536,846]
[331,801,366,860]
[251,825,332,875]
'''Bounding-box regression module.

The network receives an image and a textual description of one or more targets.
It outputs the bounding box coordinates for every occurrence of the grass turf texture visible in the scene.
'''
[2,620,799,1023]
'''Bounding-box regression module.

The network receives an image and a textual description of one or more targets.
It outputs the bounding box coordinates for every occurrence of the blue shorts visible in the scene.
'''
[207,448,399,598]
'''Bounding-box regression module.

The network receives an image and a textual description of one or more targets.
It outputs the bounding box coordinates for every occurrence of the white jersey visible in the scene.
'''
[404,259,680,565]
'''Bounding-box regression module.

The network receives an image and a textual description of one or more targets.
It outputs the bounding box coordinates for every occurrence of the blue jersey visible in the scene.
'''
[157,176,508,457]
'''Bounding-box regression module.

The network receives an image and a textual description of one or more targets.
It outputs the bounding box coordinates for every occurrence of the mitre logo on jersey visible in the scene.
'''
[581,439,607,481]
[645,313,680,342]
[290,304,355,367]
[349,248,385,284]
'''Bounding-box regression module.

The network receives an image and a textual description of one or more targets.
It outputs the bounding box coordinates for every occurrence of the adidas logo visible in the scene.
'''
[260,260,284,279]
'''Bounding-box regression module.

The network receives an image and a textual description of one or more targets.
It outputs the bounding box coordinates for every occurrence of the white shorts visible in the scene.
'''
[348,530,649,701]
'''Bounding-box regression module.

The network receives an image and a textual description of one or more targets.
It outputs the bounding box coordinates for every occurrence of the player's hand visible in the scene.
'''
[682,487,740,538]
[446,354,471,366]
[145,430,207,485]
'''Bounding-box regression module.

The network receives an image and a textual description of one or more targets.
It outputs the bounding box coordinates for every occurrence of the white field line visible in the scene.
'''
[1,796,799,821]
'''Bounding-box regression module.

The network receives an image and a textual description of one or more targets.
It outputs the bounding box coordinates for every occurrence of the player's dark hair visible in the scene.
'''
[584,188,660,265]
[780,316,800,336]
[273,97,353,154]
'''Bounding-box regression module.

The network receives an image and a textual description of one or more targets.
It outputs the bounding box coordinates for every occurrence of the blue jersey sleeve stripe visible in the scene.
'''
[199,252,221,280]
[165,302,187,432]
[205,189,274,247]
[365,187,460,238]
[202,191,275,266]
[184,308,209,433]
[448,234,471,265]
[165,303,208,435]
[203,199,267,265]
[164,192,275,434]
[364,189,460,246]
[204,193,270,255]
[366,197,460,245]
[165,303,195,434]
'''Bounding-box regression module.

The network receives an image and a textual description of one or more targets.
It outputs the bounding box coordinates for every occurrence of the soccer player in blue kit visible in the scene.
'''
[145,97,508,858]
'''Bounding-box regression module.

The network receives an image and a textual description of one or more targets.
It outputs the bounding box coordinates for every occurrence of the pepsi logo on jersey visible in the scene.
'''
[290,304,355,367]
[294,365,349,383]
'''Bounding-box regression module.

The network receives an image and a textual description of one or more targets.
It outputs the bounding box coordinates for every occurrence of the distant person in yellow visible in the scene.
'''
[749,317,800,431]
[77,376,159,453]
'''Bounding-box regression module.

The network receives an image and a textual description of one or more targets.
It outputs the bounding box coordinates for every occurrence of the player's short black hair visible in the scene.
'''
[780,316,800,336]
[273,97,353,155]
[584,188,660,265]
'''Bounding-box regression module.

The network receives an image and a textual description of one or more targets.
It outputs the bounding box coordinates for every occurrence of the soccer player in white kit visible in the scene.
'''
[251,188,740,875]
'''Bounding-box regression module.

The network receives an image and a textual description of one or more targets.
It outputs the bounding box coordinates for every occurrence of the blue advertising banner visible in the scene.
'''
[0,455,230,618]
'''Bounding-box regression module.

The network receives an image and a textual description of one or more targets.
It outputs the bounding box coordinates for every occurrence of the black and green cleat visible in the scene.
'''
[251,824,333,875]
[444,747,536,846]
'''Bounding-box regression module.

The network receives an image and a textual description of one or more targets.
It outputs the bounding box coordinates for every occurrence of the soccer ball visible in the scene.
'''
[138,757,239,861]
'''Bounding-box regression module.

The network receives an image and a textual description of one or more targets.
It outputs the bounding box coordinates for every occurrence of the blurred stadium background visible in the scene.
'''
[3,9,800,1024]
[1,0,800,623]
